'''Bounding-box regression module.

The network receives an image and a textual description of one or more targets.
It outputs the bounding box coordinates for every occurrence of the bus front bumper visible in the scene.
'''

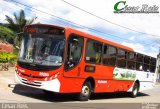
[14,73,60,92]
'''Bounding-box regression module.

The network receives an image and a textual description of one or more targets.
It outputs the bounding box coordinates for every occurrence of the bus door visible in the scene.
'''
[63,34,84,77]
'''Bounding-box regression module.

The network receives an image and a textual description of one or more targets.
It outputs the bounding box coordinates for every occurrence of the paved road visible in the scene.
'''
[0,67,160,103]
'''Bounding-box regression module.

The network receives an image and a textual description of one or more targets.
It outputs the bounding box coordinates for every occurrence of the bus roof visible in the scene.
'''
[66,28,133,51]
[26,24,134,51]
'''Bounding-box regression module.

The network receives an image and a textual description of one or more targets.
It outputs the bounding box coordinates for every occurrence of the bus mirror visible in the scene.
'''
[69,57,73,62]
[16,32,23,37]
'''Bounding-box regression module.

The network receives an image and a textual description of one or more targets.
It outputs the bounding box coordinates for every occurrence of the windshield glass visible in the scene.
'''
[19,33,65,66]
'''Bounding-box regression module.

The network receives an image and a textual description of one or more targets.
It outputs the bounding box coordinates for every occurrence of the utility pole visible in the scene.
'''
[155,47,160,84]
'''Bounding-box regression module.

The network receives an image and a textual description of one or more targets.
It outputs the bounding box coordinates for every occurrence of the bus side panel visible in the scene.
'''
[136,71,155,91]
[92,66,135,93]
[59,77,84,93]
[94,79,134,93]
[81,64,114,80]
[59,77,134,93]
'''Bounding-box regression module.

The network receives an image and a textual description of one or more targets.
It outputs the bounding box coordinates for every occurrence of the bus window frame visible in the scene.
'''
[143,55,150,72]
[102,44,117,67]
[127,52,136,70]
[85,38,103,65]
[64,33,84,71]
[150,57,156,73]
[116,48,127,68]
[135,53,144,71]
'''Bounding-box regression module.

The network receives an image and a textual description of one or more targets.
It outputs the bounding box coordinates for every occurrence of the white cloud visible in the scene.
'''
[122,42,158,57]
[0,10,13,23]
[0,0,160,56]
[129,36,136,41]
[122,42,145,53]
[0,0,25,12]
[6,0,159,39]
[61,0,160,36]
[1,0,160,37]
[0,0,25,23]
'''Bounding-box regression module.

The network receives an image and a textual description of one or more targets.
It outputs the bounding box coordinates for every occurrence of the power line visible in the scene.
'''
[61,0,160,38]
[4,0,137,42]
[3,0,160,47]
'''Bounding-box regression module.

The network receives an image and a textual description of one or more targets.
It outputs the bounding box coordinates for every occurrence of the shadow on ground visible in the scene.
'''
[12,84,149,102]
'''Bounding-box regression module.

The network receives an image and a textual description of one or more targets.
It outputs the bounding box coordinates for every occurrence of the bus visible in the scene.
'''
[15,24,157,101]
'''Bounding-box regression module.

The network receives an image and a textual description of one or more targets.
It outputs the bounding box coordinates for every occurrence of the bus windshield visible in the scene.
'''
[18,33,65,67]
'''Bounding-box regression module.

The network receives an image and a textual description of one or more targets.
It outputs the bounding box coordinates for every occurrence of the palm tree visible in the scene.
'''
[5,10,37,46]
[5,9,37,33]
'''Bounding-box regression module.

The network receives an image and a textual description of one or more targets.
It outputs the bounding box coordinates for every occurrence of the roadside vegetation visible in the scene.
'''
[0,52,17,63]
[0,9,37,70]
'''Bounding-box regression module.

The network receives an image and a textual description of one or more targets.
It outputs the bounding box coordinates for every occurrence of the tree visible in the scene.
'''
[5,9,37,33]
[0,25,16,44]
[5,10,37,46]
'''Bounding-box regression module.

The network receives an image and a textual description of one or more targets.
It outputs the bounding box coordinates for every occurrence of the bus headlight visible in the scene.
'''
[44,73,59,81]
[15,68,21,76]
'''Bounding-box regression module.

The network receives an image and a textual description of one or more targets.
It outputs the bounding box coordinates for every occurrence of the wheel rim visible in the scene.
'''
[82,85,90,96]
[133,88,138,96]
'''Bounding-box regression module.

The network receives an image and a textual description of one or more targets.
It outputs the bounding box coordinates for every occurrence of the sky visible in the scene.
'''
[0,0,160,57]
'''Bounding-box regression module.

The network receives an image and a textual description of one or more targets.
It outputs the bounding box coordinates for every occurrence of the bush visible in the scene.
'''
[0,25,16,44]
[0,52,17,63]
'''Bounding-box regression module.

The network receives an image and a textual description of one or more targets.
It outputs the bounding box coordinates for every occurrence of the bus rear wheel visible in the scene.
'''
[130,82,139,98]
[78,81,92,101]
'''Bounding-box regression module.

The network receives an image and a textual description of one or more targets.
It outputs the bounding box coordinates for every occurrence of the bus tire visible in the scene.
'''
[43,90,55,95]
[78,81,92,101]
[130,82,139,98]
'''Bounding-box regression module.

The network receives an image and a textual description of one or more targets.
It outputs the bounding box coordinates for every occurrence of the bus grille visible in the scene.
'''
[18,61,60,71]
[22,82,41,87]
[21,73,44,79]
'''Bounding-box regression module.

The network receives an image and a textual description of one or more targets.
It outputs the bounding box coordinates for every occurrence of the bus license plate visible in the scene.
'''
[27,80,34,84]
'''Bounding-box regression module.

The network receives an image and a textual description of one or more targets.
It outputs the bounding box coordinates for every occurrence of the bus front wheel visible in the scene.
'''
[78,81,92,101]
[130,82,139,98]
[43,90,56,95]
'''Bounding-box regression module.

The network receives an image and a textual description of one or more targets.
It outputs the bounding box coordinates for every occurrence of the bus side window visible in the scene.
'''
[136,53,144,71]
[65,34,84,70]
[117,49,127,68]
[103,45,117,66]
[150,57,156,73]
[143,56,150,72]
[127,52,136,70]
[85,39,102,64]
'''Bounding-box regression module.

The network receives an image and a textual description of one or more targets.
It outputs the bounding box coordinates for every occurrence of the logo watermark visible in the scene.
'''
[1,103,28,109]
[114,1,159,14]
[141,103,160,109]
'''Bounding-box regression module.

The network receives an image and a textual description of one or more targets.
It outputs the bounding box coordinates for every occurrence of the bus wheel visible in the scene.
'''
[130,82,139,98]
[43,90,55,95]
[78,81,92,101]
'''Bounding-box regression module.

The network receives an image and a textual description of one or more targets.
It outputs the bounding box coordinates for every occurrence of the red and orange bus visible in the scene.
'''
[15,24,157,101]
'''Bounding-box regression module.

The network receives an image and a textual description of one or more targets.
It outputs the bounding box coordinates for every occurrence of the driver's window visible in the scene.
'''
[65,34,84,70]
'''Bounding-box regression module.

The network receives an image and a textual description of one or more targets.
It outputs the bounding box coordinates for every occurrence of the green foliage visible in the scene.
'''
[0,52,17,63]
[0,25,16,44]
[5,10,37,33]
[5,10,37,46]
[13,48,19,55]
